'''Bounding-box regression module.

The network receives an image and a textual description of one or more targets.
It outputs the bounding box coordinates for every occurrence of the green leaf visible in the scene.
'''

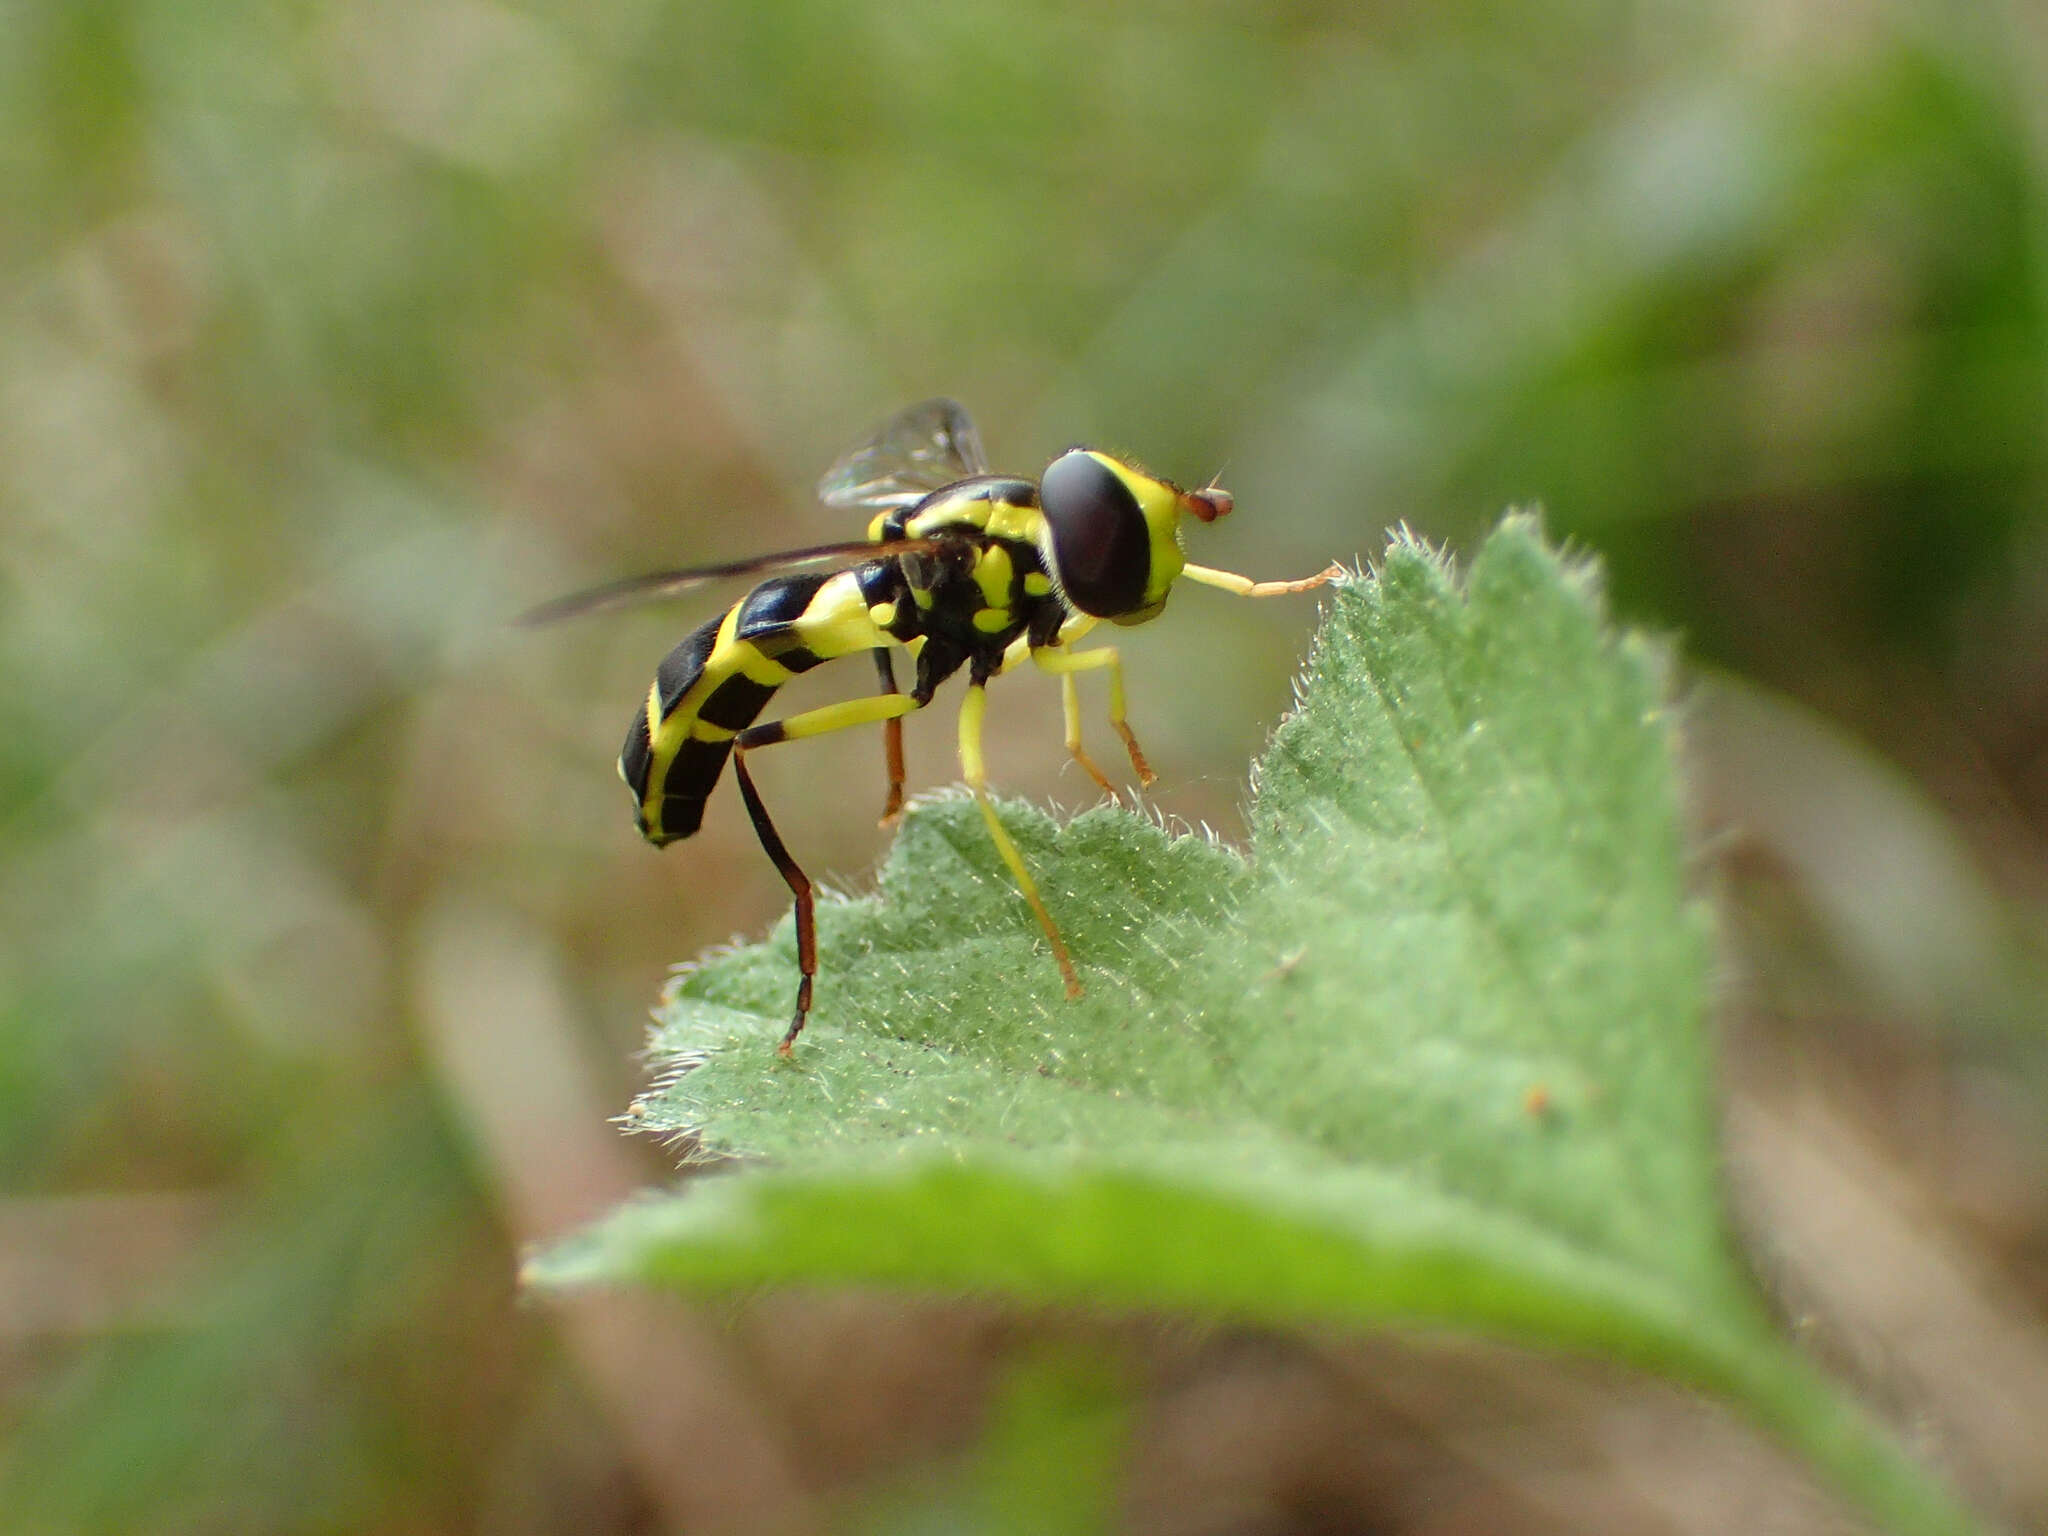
[532,517,1978,1536]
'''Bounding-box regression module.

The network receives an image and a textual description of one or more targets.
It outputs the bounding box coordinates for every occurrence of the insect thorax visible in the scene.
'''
[873,477,1069,674]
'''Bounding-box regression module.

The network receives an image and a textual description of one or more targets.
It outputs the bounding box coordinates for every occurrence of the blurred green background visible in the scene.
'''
[3,0,2045,1531]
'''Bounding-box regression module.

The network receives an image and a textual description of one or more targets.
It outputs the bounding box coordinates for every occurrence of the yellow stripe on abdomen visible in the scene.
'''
[793,569,892,659]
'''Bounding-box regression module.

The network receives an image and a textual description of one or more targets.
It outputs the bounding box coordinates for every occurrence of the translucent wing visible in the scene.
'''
[816,398,990,512]
[515,538,936,626]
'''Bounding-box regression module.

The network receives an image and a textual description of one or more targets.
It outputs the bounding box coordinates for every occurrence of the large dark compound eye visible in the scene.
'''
[1038,450,1151,617]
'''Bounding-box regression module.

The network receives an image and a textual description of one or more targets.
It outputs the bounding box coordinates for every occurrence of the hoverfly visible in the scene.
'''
[524,400,1341,1053]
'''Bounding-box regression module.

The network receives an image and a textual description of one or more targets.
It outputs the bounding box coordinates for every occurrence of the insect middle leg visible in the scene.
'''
[871,647,907,825]
[732,690,924,1055]
[957,679,1083,1000]
[1030,645,1155,789]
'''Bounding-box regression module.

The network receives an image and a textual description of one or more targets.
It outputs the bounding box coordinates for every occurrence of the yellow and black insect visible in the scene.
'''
[524,400,1340,1053]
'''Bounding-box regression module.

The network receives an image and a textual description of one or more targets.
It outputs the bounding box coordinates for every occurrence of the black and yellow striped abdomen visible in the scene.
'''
[619,567,894,845]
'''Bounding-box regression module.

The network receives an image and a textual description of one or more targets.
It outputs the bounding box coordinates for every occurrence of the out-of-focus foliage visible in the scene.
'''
[1,0,2043,1530]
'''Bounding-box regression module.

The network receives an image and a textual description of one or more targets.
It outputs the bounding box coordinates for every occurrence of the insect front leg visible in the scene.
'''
[1030,644,1155,788]
[733,690,924,1055]
[1179,561,1347,597]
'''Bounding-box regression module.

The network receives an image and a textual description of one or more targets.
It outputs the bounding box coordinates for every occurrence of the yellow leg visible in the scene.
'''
[1059,674,1117,794]
[958,682,1083,1000]
[741,690,921,746]
[1032,645,1155,787]
[1180,560,1345,598]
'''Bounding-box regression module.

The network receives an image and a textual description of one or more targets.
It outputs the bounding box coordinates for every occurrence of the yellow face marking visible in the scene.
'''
[973,608,1012,633]
[1087,453,1188,610]
[1142,505,1186,607]
[1023,572,1052,596]
[869,601,897,628]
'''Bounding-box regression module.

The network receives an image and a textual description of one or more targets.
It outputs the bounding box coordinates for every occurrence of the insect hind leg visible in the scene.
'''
[732,690,923,1054]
